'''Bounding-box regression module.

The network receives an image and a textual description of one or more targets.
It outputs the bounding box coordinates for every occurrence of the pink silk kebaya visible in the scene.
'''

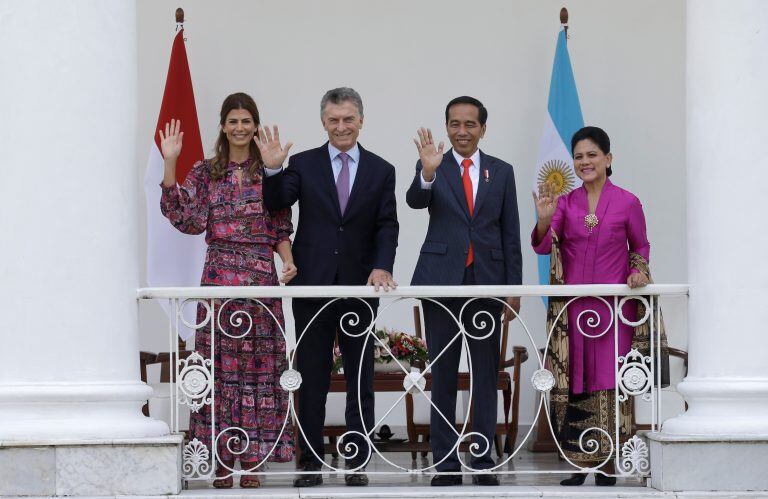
[532,179,650,394]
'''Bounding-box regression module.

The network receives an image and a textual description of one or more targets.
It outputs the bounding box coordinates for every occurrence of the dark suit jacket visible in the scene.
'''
[406,150,522,286]
[263,143,398,286]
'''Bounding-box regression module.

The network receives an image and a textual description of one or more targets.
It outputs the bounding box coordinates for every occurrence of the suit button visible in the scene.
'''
[339,226,344,232]
[334,249,339,255]
[464,250,469,254]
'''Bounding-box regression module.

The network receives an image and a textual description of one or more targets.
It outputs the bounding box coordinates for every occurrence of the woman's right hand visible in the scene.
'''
[280,261,297,284]
[533,181,559,227]
[159,119,184,161]
[159,119,183,187]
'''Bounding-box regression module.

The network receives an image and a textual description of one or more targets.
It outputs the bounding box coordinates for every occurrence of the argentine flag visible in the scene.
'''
[535,27,584,291]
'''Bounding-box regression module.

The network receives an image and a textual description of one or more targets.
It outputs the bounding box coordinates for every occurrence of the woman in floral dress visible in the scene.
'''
[159,93,296,488]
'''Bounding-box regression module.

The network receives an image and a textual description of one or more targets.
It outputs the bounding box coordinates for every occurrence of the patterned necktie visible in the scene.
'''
[461,158,474,267]
[337,152,350,214]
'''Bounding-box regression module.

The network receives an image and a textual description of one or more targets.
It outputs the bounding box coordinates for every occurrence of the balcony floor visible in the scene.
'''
[178,449,766,498]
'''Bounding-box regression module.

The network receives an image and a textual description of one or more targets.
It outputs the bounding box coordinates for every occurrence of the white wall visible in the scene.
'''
[136,0,687,427]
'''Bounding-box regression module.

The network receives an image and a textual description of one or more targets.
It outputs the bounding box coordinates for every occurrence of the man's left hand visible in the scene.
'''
[504,296,521,322]
[367,269,397,292]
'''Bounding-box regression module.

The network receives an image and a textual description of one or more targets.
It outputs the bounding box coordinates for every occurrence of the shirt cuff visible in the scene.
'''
[264,166,283,177]
[420,171,435,189]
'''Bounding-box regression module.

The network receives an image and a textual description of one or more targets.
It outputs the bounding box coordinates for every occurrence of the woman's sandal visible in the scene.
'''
[239,474,261,488]
[212,474,233,489]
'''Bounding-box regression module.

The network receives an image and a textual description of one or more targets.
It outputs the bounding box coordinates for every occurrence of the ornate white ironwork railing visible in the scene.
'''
[138,284,688,483]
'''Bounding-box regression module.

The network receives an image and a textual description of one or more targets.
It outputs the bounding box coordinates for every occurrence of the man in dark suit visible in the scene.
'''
[259,87,398,487]
[406,96,522,486]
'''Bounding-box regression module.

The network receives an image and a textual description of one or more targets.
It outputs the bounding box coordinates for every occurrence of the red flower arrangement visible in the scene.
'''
[332,328,428,374]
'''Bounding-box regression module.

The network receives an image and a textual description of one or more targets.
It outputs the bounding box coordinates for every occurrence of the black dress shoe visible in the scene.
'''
[595,473,616,486]
[471,473,500,486]
[431,474,463,486]
[344,473,369,486]
[293,464,323,487]
[560,473,587,486]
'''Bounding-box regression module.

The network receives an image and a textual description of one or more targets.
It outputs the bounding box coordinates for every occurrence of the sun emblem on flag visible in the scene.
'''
[537,159,576,195]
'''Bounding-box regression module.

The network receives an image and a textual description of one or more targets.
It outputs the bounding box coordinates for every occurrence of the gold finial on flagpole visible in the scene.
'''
[560,7,569,39]
[175,7,184,34]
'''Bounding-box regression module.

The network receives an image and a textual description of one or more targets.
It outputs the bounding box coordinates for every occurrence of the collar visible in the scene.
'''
[226,157,252,169]
[580,177,614,193]
[452,148,480,169]
[328,143,360,163]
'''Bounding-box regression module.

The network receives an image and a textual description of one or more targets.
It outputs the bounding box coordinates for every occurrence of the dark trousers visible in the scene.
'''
[421,265,502,471]
[292,296,376,469]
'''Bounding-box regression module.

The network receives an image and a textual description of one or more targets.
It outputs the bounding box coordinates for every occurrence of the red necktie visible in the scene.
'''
[461,158,474,267]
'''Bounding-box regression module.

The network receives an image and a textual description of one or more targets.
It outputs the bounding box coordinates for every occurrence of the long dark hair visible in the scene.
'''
[209,92,263,181]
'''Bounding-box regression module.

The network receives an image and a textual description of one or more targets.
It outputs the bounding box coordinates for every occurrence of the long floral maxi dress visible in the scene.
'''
[160,158,294,464]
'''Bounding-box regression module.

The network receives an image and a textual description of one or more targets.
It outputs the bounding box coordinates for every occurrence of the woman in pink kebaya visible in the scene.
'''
[532,126,656,486]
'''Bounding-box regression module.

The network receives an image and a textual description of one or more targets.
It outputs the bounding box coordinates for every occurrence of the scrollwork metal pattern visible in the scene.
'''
[177,351,213,413]
[620,435,650,476]
[182,438,211,479]
[148,289,674,481]
[617,348,653,402]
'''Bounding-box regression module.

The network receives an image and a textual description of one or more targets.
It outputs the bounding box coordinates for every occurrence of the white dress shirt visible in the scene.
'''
[420,148,480,202]
[262,143,360,195]
[328,143,360,196]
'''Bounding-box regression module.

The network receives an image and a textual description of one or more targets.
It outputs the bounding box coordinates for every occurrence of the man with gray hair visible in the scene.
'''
[260,87,399,487]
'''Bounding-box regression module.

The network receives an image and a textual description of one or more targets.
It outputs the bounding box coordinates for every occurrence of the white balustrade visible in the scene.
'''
[138,284,687,482]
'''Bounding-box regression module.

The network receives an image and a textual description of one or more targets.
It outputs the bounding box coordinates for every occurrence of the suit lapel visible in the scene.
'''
[343,144,371,219]
[317,143,342,219]
[442,151,470,221]
[473,151,494,217]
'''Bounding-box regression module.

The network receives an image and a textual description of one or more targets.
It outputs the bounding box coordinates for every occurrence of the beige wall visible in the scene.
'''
[136,0,687,426]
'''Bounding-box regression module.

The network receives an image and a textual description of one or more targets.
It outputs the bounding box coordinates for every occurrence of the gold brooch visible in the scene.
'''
[584,213,599,233]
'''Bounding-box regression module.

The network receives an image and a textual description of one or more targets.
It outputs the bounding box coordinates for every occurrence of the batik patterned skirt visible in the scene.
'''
[188,240,294,464]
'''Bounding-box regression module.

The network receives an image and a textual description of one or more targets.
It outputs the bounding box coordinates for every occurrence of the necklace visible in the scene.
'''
[584,213,599,233]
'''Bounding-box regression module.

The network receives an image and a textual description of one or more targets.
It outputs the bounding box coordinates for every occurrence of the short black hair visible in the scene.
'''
[445,96,488,125]
[571,126,613,177]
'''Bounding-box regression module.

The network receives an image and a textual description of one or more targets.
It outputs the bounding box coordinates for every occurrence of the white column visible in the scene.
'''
[667,0,768,436]
[0,1,168,441]
[648,0,768,491]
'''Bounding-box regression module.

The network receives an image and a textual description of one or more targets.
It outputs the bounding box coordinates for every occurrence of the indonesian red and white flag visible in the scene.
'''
[143,29,206,338]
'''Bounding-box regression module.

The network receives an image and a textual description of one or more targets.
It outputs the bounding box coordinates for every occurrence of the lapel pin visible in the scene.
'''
[483,169,490,183]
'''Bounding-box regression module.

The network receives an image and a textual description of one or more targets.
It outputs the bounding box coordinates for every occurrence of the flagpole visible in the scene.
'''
[560,7,569,40]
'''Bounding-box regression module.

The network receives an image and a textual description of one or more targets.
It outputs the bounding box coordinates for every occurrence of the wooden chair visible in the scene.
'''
[631,347,689,434]
[405,305,528,460]
[139,336,193,427]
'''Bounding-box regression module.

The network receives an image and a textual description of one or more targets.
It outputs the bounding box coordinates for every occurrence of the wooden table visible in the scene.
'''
[320,370,512,455]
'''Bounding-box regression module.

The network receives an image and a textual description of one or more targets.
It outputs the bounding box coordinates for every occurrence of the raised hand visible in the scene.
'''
[532,181,559,225]
[159,119,184,161]
[413,127,444,181]
[254,125,293,169]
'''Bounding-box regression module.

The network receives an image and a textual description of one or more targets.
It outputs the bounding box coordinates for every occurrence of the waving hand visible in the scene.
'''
[254,125,293,169]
